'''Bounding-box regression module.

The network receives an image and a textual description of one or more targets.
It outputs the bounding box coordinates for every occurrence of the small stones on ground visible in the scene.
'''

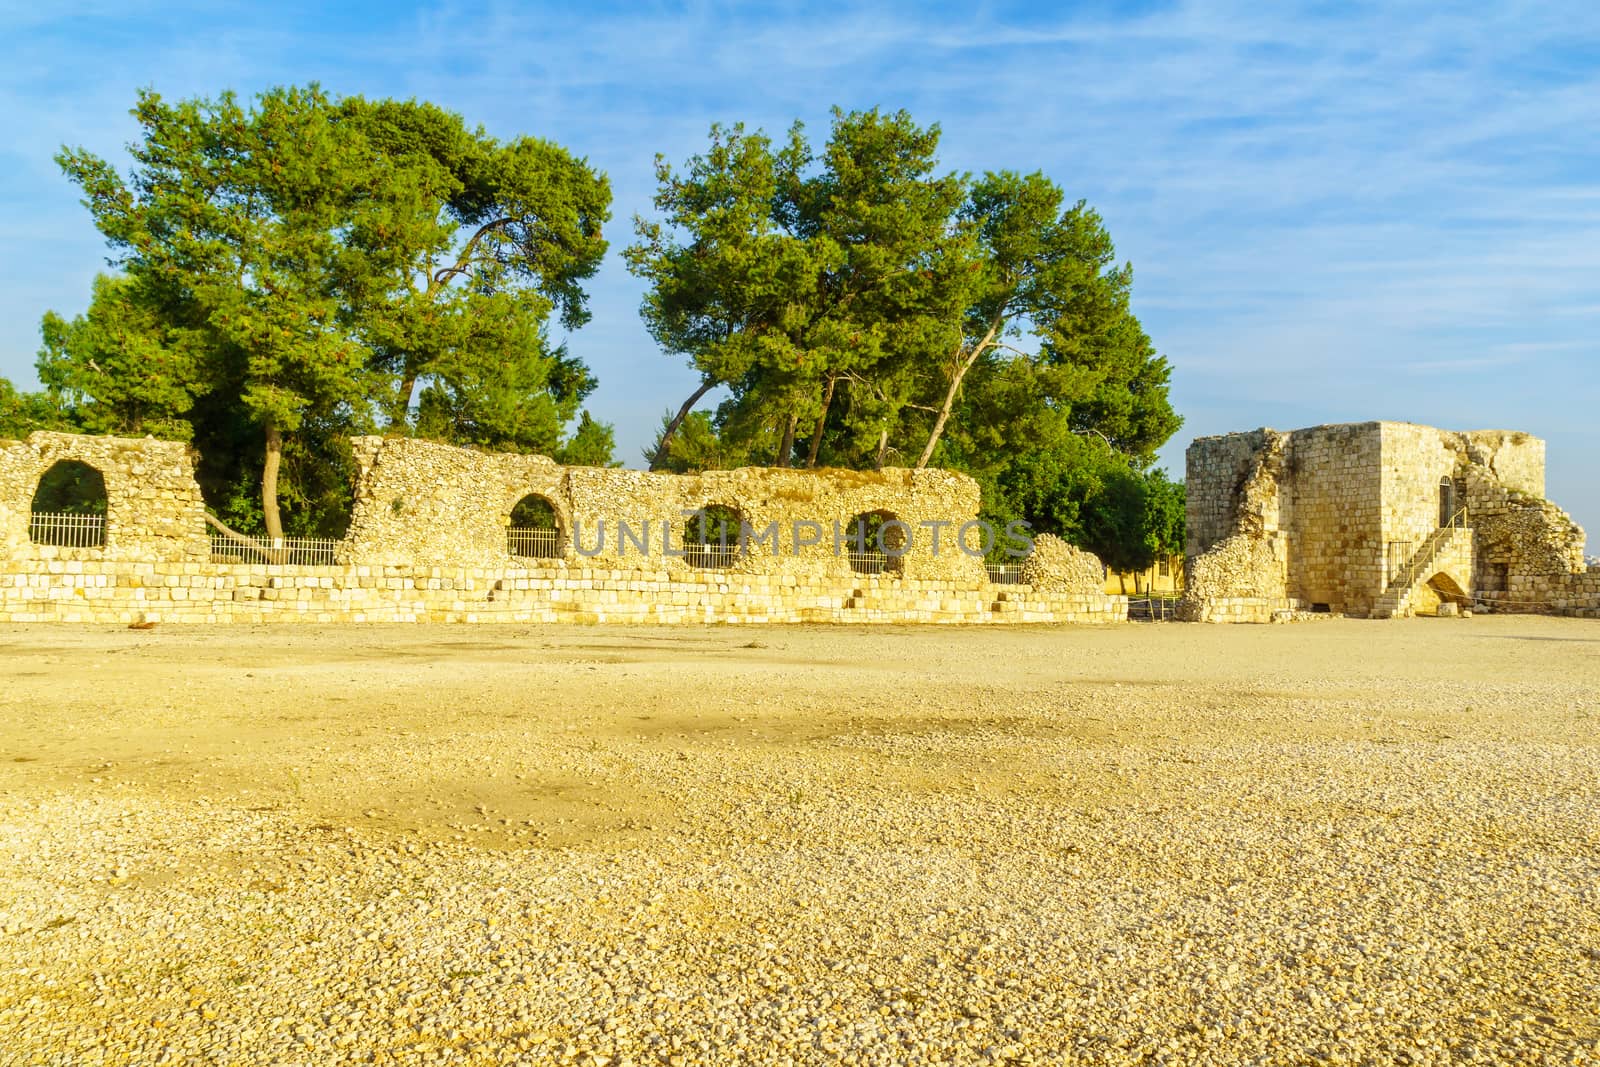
[0,619,1597,1065]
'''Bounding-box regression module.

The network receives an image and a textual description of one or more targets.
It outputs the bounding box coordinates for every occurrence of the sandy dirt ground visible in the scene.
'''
[0,616,1597,1065]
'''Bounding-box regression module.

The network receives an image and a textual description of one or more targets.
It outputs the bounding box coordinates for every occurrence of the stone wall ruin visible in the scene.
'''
[0,430,1124,626]
[1182,421,1597,622]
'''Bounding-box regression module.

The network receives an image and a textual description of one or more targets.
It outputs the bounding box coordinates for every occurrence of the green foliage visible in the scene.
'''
[555,411,620,468]
[0,378,72,439]
[49,84,615,536]
[509,494,558,529]
[627,109,966,469]
[629,107,1181,572]
[978,428,1183,574]
[646,410,746,473]
[682,502,744,547]
[1139,468,1186,564]
[37,275,198,440]
[30,460,107,516]
[628,110,1178,481]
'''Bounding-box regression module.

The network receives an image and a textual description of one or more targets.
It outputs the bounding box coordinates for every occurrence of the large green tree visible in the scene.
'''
[628,108,1181,569]
[53,85,613,538]
[336,96,610,446]
[627,109,963,470]
[628,110,1177,480]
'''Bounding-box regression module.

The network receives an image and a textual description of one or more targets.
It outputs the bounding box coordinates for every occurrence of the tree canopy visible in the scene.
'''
[7,93,1185,574]
[45,84,614,537]
[627,107,1182,563]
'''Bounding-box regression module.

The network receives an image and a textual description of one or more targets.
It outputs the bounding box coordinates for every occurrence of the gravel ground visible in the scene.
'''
[0,617,1597,1065]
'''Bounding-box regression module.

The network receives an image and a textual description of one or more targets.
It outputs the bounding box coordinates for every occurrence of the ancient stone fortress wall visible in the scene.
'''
[1182,421,1597,622]
[0,431,1125,626]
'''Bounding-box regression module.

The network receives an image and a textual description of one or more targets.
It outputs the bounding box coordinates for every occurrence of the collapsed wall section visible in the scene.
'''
[1179,428,1293,622]
[1455,432,1592,613]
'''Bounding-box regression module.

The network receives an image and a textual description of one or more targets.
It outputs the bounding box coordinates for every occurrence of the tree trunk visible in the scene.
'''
[775,413,798,468]
[204,512,274,563]
[389,371,418,430]
[263,424,285,542]
[875,428,888,470]
[805,376,836,469]
[650,379,716,471]
[916,318,1002,469]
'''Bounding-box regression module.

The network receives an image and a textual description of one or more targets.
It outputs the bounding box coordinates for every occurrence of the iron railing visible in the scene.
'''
[683,543,739,569]
[1128,594,1183,621]
[507,526,562,560]
[1386,507,1470,595]
[985,563,1025,585]
[28,511,106,549]
[848,550,900,576]
[209,533,340,566]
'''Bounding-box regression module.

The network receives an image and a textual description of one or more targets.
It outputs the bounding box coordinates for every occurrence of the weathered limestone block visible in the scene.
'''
[0,558,1128,626]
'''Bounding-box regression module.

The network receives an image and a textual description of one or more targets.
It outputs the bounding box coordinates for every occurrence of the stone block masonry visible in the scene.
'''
[344,436,993,582]
[1182,421,1597,621]
[0,431,208,562]
[0,561,1124,626]
[0,431,1126,626]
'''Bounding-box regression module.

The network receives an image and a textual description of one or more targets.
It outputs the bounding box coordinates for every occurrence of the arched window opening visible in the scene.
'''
[845,509,907,576]
[681,504,744,569]
[29,460,107,549]
[508,493,563,559]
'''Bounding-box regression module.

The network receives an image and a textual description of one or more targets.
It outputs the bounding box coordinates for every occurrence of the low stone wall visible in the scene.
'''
[1178,596,1293,624]
[0,560,1126,626]
[1481,565,1600,618]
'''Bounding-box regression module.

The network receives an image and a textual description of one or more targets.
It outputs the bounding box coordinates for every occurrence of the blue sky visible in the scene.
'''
[3,0,1597,545]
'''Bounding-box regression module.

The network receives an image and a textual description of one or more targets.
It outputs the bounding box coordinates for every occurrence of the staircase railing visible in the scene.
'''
[1386,507,1469,599]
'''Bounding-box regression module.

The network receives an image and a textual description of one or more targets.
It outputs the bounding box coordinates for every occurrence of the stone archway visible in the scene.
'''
[507,493,566,560]
[681,503,745,569]
[29,460,108,549]
[1421,571,1470,614]
[845,509,908,576]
